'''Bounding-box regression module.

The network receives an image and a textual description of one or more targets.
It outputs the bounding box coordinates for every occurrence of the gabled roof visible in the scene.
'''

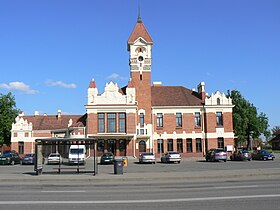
[21,114,86,130]
[151,86,203,106]
[128,18,153,45]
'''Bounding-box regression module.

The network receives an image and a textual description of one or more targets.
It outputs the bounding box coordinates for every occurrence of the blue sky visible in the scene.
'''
[0,0,279,129]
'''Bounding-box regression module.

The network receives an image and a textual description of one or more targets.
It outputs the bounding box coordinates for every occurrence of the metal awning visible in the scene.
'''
[35,137,96,145]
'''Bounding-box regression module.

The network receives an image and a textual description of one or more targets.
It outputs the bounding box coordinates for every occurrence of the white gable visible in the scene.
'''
[205,91,232,106]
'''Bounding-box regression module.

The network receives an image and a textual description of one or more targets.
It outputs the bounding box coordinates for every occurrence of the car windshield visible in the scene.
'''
[142,153,154,156]
[240,150,249,153]
[70,148,84,154]
[168,152,179,155]
[49,154,60,157]
[3,153,12,157]
[102,153,113,157]
[214,149,225,153]
[261,150,270,154]
[25,154,34,158]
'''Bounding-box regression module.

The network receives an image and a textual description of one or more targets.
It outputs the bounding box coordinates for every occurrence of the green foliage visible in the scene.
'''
[0,92,20,145]
[227,90,270,147]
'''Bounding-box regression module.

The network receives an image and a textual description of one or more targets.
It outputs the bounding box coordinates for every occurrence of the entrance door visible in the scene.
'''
[108,140,116,155]
[139,140,146,153]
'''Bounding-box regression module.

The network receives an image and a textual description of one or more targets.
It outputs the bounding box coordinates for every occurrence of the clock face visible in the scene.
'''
[138,56,144,62]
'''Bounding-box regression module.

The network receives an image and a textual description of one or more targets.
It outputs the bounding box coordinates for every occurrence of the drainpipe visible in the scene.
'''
[202,105,206,156]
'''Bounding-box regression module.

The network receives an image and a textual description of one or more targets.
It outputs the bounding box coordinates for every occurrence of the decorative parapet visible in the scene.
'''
[87,81,136,105]
[12,116,33,131]
[205,91,232,106]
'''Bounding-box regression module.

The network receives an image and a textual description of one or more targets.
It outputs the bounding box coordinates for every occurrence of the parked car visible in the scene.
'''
[252,150,275,161]
[0,151,22,165]
[205,148,227,162]
[100,152,114,164]
[230,150,252,161]
[139,152,156,164]
[21,153,35,165]
[161,152,181,163]
[47,153,63,164]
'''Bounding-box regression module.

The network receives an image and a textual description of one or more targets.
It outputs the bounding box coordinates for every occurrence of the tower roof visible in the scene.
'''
[128,18,153,45]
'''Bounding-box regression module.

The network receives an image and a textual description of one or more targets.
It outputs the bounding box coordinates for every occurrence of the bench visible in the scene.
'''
[53,166,86,174]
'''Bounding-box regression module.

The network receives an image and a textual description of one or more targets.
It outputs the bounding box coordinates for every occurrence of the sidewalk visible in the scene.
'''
[1,167,280,185]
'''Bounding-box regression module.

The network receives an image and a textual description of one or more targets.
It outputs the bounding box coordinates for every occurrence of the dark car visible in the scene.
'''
[21,153,35,165]
[205,148,227,162]
[230,150,252,161]
[252,150,275,161]
[0,151,22,165]
[100,152,114,164]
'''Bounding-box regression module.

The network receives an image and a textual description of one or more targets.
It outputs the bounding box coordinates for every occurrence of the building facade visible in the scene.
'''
[11,16,235,158]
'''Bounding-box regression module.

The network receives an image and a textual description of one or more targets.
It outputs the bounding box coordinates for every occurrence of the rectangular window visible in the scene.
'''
[118,113,126,133]
[176,113,182,127]
[98,113,105,133]
[97,140,105,152]
[196,138,202,152]
[187,138,193,153]
[18,141,24,154]
[177,139,183,153]
[217,137,224,149]
[25,132,29,137]
[157,139,164,153]
[119,139,126,152]
[195,112,201,127]
[107,113,116,133]
[216,112,223,126]
[140,113,144,127]
[157,113,163,127]
[167,139,173,151]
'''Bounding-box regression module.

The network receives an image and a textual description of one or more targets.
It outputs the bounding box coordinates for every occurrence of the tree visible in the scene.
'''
[0,92,20,146]
[227,90,270,149]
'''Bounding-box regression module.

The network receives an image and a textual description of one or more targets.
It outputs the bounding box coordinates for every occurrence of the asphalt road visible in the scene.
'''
[0,156,279,209]
[0,178,279,210]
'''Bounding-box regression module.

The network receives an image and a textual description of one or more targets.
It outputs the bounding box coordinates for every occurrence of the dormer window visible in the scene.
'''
[138,56,144,62]
[217,98,221,105]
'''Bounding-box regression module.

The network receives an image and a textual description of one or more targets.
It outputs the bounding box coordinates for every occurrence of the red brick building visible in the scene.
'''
[11,16,234,158]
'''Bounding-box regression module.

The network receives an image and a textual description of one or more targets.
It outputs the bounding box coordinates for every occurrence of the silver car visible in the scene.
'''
[139,152,156,164]
[161,152,181,163]
[205,148,227,162]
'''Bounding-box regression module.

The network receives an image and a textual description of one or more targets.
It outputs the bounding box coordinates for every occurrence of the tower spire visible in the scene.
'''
[137,0,142,22]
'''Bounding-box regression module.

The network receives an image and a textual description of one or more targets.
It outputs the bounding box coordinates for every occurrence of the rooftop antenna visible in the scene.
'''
[137,0,142,22]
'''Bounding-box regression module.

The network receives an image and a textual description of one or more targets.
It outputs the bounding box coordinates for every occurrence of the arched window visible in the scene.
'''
[139,140,146,152]
[217,98,221,105]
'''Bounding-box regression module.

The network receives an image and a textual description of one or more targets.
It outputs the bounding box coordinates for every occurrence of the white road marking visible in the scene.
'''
[215,185,259,189]
[0,194,280,205]
[41,191,86,193]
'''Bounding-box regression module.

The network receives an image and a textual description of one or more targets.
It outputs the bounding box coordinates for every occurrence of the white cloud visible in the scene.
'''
[0,82,37,94]
[45,80,77,89]
[107,73,128,81]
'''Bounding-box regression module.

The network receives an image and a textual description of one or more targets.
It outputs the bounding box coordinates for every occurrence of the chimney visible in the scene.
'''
[153,81,162,86]
[34,111,39,116]
[197,82,206,101]
[19,112,25,117]
[57,110,62,119]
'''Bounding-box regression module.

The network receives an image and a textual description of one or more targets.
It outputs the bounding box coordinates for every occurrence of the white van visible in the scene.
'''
[68,145,86,165]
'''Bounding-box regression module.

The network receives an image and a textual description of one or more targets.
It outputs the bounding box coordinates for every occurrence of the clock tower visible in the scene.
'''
[127,15,153,125]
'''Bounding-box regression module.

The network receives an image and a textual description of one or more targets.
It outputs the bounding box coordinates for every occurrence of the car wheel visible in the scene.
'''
[248,159,251,161]
[11,160,15,165]
[224,160,227,162]
[178,161,181,164]
[263,157,267,161]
